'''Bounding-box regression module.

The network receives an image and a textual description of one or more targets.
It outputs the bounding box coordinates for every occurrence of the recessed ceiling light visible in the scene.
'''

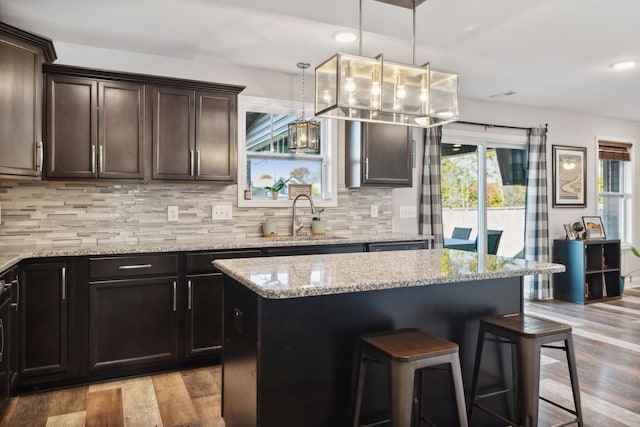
[611,60,637,70]
[334,31,356,43]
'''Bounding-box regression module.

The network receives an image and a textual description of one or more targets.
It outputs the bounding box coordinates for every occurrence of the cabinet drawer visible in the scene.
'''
[187,250,261,274]
[89,255,178,279]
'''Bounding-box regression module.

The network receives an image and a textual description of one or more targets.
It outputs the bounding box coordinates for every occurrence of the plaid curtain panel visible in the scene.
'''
[524,126,551,300]
[419,127,444,248]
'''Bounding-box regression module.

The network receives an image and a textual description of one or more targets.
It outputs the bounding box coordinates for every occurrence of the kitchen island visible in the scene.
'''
[214,249,564,427]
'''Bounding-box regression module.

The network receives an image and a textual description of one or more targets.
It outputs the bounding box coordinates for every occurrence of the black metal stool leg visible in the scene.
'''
[565,336,584,427]
[468,324,486,424]
[353,353,368,427]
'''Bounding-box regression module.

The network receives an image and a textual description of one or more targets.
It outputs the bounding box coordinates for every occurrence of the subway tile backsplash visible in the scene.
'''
[0,182,393,247]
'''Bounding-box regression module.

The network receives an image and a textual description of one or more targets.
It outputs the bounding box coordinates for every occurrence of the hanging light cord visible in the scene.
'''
[297,62,310,119]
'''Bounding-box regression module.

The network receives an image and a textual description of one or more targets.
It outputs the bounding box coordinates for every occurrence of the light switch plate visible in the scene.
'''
[370,205,378,218]
[399,206,417,219]
[212,204,233,220]
[168,206,179,222]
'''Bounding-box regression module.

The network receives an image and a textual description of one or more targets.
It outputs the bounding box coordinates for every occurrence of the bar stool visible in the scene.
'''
[353,328,468,427]
[469,313,584,427]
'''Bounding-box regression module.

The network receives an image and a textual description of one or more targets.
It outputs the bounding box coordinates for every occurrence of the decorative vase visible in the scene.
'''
[311,219,327,236]
[271,191,279,200]
[262,219,277,237]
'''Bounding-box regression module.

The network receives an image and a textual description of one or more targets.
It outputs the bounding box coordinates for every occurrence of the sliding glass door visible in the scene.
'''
[441,129,527,257]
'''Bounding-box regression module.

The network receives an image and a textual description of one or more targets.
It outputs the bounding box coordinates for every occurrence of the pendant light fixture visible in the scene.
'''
[288,62,320,153]
[315,0,459,128]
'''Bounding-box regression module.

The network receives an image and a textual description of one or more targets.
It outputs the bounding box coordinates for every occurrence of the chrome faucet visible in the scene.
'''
[291,193,317,237]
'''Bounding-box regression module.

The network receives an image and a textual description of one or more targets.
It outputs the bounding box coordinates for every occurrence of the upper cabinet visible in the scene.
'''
[45,75,144,179]
[345,121,413,188]
[0,22,56,179]
[152,87,237,183]
[43,64,244,184]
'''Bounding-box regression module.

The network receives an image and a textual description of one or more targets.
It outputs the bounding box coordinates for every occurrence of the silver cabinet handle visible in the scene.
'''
[189,150,195,177]
[196,150,201,177]
[10,278,19,309]
[61,267,67,301]
[91,145,96,174]
[365,157,369,179]
[172,281,177,312]
[0,319,4,363]
[187,280,193,310]
[118,264,152,270]
[99,145,104,173]
[36,141,43,171]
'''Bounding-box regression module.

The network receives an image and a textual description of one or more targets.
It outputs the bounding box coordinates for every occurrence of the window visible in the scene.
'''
[598,139,633,241]
[237,96,337,207]
[441,126,528,257]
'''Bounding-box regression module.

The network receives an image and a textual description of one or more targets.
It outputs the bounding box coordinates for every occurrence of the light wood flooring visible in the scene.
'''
[1,288,639,426]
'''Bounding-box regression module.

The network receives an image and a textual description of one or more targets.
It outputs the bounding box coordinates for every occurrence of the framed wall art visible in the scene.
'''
[552,145,587,207]
[289,184,312,199]
[582,216,606,239]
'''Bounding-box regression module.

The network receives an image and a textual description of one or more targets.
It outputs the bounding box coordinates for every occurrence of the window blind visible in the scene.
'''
[598,140,632,161]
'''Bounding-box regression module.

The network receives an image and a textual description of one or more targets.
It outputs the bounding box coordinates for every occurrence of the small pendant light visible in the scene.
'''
[288,62,320,153]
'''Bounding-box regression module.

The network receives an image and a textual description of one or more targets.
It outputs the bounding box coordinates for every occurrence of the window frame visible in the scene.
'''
[596,135,634,244]
[237,95,338,208]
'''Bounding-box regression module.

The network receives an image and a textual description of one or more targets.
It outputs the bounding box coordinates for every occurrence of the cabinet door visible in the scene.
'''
[185,274,223,358]
[98,81,145,179]
[152,86,195,180]
[0,32,43,177]
[0,297,11,415]
[362,122,412,186]
[195,91,237,182]
[46,75,98,179]
[345,121,412,187]
[89,277,179,371]
[18,262,69,378]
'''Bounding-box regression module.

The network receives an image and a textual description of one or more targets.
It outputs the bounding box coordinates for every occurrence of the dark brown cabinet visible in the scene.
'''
[88,254,179,372]
[17,261,70,380]
[345,121,413,188]
[152,87,237,183]
[0,22,56,178]
[45,75,144,180]
[185,250,261,359]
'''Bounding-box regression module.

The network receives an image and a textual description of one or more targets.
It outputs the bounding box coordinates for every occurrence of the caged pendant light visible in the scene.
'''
[288,62,320,153]
[315,0,459,128]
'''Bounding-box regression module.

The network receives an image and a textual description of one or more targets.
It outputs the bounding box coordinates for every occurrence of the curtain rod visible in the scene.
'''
[454,121,548,132]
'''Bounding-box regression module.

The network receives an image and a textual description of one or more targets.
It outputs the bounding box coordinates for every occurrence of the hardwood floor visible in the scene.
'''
[526,287,640,426]
[0,367,223,427]
[1,288,639,426]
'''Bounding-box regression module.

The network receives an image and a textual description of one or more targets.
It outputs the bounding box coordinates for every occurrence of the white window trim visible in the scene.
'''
[237,95,338,208]
[595,135,635,244]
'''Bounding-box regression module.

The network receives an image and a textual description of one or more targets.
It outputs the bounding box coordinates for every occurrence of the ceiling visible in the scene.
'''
[2,0,639,122]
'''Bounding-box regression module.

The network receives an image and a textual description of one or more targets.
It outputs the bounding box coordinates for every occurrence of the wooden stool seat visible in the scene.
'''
[469,313,584,427]
[354,328,468,427]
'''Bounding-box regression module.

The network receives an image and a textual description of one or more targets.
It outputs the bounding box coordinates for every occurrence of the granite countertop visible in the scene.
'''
[213,249,565,299]
[0,233,432,273]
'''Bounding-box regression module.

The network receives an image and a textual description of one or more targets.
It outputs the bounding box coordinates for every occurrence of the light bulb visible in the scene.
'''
[370,81,381,96]
[420,89,428,102]
[396,85,406,100]
[345,78,356,93]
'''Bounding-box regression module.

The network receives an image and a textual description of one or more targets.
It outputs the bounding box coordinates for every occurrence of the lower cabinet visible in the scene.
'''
[88,254,179,373]
[17,261,70,379]
[89,277,179,371]
[0,289,12,415]
[184,250,261,359]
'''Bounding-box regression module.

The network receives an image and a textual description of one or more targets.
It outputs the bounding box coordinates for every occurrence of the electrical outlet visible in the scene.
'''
[399,205,417,219]
[370,205,378,218]
[212,204,233,220]
[168,205,179,222]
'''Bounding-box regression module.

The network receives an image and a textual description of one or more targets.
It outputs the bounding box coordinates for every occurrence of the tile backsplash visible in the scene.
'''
[0,182,393,247]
